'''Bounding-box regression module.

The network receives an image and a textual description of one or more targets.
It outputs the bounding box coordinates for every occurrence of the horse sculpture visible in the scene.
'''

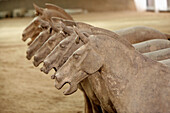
[54,27,170,113]
[23,5,170,68]
[22,3,73,45]
[40,19,170,75]
[21,3,170,113]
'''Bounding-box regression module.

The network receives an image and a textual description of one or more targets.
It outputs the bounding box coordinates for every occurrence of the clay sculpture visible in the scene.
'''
[159,59,170,67]
[133,39,170,53]
[40,19,170,74]
[41,32,82,74]
[23,6,170,65]
[32,25,93,67]
[22,16,45,42]
[41,26,170,113]
[33,31,66,67]
[22,3,73,45]
[26,27,54,60]
[143,48,170,61]
[115,26,169,44]
[54,28,170,113]
[21,3,170,113]
[51,17,170,43]
[22,2,170,46]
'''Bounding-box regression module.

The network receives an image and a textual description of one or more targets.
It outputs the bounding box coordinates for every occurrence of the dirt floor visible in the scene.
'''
[0,11,170,113]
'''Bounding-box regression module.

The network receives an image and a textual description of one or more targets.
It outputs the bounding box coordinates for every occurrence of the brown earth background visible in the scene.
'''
[0,11,170,113]
[0,0,136,12]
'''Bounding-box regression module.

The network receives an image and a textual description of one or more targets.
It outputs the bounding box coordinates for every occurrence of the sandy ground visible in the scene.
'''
[0,11,170,113]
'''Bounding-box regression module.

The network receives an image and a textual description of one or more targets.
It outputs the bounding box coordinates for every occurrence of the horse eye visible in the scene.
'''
[73,54,80,59]
[43,26,48,29]
[41,24,48,29]
[48,40,53,45]
[60,44,65,48]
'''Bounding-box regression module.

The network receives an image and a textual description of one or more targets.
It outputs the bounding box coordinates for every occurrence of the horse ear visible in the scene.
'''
[51,17,74,34]
[39,19,49,29]
[51,17,64,22]
[45,3,73,20]
[82,48,103,74]
[73,26,89,44]
[33,3,43,15]
[45,3,61,10]
[62,20,76,26]
[91,27,134,50]
[50,17,64,32]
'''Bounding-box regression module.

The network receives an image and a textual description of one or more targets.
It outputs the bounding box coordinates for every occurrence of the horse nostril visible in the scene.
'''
[40,67,44,72]
[40,65,49,74]
[26,49,30,55]
[22,33,27,41]
[54,74,64,90]
[40,67,48,74]
[22,33,25,38]
[44,60,50,67]
[26,49,32,60]
[51,74,56,79]
[34,55,39,62]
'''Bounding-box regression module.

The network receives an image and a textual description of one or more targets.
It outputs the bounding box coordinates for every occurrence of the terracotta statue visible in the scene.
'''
[159,59,170,67]
[54,28,170,113]
[143,48,170,61]
[21,3,170,113]
[115,26,170,43]
[33,31,66,67]
[22,3,73,45]
[40,20,170,74]
[133,39,170,53]
[26,28,53,60]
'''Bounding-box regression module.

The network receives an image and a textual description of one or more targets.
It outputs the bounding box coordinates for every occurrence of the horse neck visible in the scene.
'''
[96,36,154,81]
[95,36,170,113]
[76,22,94,33]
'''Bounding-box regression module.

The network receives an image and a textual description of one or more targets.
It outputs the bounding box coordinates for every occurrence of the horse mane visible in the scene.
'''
[91,27,134,50]
[76,22,94,29]
[45,3,73,20]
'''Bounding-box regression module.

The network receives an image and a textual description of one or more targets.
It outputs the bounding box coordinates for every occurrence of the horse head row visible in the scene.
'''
[22,3,170,113]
